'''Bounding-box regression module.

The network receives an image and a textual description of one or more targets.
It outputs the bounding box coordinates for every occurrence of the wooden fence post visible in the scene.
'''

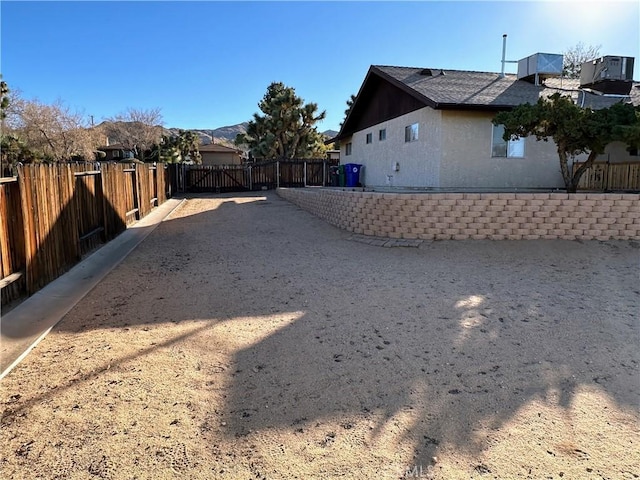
[276,161,280,189]
[100,166,110,240]
[302,160,307,187]
[132,165,140,220]
[323,161,326,187]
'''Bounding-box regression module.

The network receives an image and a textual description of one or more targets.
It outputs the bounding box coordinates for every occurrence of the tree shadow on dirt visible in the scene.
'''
[2,193,305,416]
[8,192,639,474]
[186,194,639,472]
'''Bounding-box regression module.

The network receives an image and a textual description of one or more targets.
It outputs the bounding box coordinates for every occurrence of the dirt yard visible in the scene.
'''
[1,192,639,479]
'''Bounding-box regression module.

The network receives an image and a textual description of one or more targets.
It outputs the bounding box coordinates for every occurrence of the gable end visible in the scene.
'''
[339,68,430,139]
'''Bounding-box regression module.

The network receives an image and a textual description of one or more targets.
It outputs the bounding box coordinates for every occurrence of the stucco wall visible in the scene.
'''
[599,141,640,163]
[201,152,241,166]
[340,107,637,190]
[440,110,565,189]
[277,188,639,241]
[340,108,442,188]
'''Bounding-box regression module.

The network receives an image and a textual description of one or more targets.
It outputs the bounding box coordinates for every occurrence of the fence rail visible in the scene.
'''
[574,161,640,191]
[172,159,339,193]
[0,163,170,305]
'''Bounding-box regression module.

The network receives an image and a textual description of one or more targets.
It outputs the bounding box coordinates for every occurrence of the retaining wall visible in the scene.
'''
[277,188,640,241]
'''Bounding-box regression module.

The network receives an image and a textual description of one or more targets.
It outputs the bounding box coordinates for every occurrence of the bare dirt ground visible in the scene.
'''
[1,192,639,480]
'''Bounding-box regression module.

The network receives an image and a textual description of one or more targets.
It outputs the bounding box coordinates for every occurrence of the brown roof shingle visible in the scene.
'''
[334,65,638,141]
[374,65,638,110]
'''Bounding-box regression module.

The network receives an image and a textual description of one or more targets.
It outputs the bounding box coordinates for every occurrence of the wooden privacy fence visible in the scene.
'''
[574,162,640,191]
[0,163,170,305]
[173,159,339,193]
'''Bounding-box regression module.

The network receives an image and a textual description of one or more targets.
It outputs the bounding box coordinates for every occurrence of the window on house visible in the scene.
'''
[629,146,639,156]
[112,150,121,158]
[379,129,386,141]
[492,124,525,158]
[366,133,372,144]
[405,123,419,142]
[345,142,352,156]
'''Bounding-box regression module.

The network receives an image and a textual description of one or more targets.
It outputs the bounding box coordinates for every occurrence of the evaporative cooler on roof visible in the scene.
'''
[517,53,564,85]
[580,56,635,95]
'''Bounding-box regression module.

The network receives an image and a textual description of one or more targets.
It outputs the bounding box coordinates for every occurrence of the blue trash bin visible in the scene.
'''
[345,163,363,187]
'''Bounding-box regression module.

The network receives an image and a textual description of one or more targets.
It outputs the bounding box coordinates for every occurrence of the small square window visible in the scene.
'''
[366,133,372,144]
[405,123,418,142]
[379,129,386,141]
[345,142,352,156]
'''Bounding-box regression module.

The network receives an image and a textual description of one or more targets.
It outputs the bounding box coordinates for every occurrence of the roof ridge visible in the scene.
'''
[373,65,517,77]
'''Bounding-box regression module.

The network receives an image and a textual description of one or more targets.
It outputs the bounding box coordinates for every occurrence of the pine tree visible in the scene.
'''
[237,82,326,160]
[493,93,639,192]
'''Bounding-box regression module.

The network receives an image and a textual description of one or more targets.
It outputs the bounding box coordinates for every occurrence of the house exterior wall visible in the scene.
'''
[102,148,134,162]
[340,107,638,190]
[598,141,640,163]
[340,108,442,188]
[440,110,565,189]
[201,152,241,166]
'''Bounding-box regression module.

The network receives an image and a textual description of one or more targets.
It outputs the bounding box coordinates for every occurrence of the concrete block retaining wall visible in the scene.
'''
[277,188,640,241]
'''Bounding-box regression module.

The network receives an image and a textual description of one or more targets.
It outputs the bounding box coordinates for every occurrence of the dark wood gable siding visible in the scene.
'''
[342,74,427,137]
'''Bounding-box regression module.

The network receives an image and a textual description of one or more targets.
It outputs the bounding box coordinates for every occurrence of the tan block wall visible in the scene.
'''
[277,188,640,241]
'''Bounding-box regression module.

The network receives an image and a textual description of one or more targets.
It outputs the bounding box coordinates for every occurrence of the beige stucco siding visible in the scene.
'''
[341,108,442,188]
[440,110,565,189]
[340,107,637,190]
[598,141,640,163]
[201,152,241,166]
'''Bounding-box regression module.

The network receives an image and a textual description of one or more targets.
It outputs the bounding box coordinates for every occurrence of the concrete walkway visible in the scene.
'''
[0,198,185,380]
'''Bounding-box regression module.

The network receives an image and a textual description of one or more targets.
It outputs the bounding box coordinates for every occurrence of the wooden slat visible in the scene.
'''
[574,162,640,191]
[3,162,170,305]
[0,271,23,289]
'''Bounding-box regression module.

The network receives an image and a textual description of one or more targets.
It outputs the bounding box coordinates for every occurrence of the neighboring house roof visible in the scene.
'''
[336,65,639,141]
[199,144,243,154]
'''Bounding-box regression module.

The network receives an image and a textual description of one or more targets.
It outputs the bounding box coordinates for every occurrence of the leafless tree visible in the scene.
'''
[563,42,601,79]
[101,107,163,160]
[6,96,104,162]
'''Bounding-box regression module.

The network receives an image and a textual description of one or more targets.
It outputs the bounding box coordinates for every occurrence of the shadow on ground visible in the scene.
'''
[5,192,639,475]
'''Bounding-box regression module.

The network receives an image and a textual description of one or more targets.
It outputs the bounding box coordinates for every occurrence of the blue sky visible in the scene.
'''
[1,1,638,131]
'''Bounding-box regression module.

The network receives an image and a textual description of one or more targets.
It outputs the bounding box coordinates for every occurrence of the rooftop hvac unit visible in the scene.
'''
[517,53,563,85]
[580,56,635,94]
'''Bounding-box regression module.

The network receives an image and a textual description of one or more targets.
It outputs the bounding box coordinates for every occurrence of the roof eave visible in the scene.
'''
[435,103,518,112]
[333,66,377,141]
[334,65,438,142]
[370,65,438,109]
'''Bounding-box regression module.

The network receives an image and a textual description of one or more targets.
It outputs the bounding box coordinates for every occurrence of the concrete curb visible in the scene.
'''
[0,198,186,380]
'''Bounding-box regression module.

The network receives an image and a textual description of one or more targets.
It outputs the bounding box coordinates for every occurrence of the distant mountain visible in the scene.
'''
[166,123,337,146]
[322,130,339,140]
[164,122,249,147]
[104,120,337,149]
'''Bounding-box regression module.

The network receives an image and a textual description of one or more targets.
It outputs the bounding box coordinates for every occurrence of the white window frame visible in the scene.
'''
[345,142,352,156]
[366,133,372,144]
[405,123,419,143]
[379,128,386,141]
[492,124,525,158]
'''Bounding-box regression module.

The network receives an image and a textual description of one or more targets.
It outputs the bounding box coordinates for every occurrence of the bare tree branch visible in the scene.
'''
[563,42,601,79]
